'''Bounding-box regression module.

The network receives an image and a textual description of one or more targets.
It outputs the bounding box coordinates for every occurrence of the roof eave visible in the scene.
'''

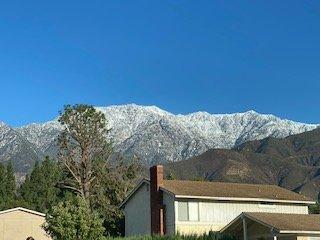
[172,194,315,204]
[279,230,320,235]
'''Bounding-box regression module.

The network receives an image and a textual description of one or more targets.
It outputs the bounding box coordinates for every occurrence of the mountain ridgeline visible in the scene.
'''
[0,104,318,186]
[166,128,320,199]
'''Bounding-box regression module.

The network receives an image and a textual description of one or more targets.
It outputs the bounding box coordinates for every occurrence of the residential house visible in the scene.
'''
[0,207,51,240]
[121,165,318,240]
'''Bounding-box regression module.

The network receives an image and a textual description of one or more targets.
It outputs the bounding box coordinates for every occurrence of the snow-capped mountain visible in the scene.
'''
[0,121,43,174]
[17,120,62,157]
[0,104,318,174]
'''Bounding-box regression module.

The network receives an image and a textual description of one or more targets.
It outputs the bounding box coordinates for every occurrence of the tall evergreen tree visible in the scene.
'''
[57,104,139,236]
[0,164,7,210]
[0,162,17,210]
[19,157,62,213]
[5,162,16,208]
[58,104,112,202]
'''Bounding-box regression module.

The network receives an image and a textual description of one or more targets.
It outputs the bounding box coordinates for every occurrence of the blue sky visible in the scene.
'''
[1,0,319,126]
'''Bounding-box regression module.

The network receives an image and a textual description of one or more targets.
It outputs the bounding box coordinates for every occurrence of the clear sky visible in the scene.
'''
[1,0,319,126]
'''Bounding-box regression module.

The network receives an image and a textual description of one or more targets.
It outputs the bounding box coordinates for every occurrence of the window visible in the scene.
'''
[178,202,188,221]
[188,202,199,221]
[177,201,199,221]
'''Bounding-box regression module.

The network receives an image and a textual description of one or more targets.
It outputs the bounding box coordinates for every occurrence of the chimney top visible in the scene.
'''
[150,165,164,187]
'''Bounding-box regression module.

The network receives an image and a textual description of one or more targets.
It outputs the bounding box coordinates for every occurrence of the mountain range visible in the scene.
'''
[166,128,320,199]
[0,104,318,177]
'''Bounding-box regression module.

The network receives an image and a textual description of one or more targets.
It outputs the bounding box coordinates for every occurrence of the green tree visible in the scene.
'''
[44,197,106,240]
[4,162,16,208]
[0,162,17,210]
[92,157,139,236]
[0,164,7,210]
[19,157,63,213]
[57,104,139,236]
[58,104,112,202]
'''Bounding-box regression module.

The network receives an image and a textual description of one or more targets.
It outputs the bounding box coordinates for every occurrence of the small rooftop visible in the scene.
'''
[0,207,46,217]
[222,212,320,234]
[247,212,320,232]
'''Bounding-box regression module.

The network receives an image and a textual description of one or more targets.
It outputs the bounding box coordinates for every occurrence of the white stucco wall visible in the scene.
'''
[124,183,151,236]
[174,199,309,235]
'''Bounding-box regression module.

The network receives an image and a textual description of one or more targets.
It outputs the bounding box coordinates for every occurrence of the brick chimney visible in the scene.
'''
[150,165,165,235]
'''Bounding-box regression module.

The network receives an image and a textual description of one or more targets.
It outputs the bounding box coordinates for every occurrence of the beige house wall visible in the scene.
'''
[0,210,51,240]
[124,183,151,236]
[174,199,308,235]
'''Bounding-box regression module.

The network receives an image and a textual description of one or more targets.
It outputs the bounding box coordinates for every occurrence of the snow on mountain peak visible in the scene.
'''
[0,121,8,128]
[0,104,317,170]
[97,103,172,117]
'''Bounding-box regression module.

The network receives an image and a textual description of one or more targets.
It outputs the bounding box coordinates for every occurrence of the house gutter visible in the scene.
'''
[172,194,315,205]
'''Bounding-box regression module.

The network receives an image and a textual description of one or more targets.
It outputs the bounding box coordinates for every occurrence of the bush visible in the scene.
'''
[44,197,106,240]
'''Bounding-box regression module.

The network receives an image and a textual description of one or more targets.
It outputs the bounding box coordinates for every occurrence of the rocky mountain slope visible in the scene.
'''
[166,128,320,200]
[0,104,318,175]
[0,122,43,173]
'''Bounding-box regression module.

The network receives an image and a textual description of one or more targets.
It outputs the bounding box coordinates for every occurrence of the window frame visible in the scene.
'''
[177,201,199,222]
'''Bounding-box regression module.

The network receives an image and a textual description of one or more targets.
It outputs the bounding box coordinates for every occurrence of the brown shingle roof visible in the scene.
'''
[162,180,313,203]
[245,212,320,232]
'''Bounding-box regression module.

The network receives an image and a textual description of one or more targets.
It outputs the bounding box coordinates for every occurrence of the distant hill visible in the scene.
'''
[0,104,317,176]
[166,128,320,200]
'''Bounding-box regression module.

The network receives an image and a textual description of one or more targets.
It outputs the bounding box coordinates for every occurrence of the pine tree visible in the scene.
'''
[58,104,112,202]
[0,164,6,210]
[57,104,139,236]
[19,161,40,209]
[4,162,16,208]
[19,157,63,213]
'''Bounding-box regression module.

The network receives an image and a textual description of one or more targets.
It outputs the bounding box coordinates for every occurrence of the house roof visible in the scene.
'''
[161,180,314,204]
[221,212,320,234]
[0,207,46,217]
[120,179,314,207]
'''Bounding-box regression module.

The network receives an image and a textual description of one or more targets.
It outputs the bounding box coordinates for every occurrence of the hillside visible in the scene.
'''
[166,128,320,200]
